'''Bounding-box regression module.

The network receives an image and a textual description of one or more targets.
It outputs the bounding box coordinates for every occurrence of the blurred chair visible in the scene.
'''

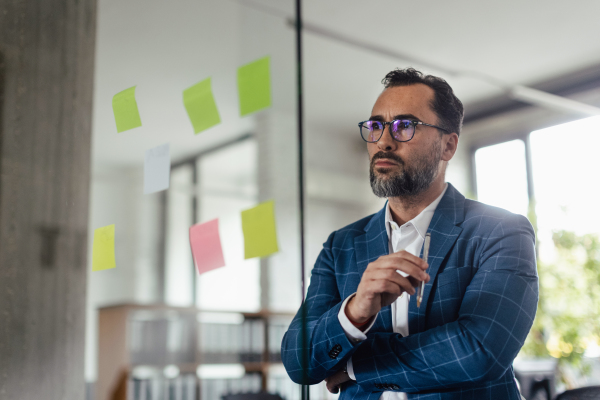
[514,359,558,400]
[554,386,600,400]
[222,392,284,400]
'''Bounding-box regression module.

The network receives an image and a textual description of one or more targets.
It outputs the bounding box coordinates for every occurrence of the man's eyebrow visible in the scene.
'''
[368,114,422,122]
[393,113,422,121]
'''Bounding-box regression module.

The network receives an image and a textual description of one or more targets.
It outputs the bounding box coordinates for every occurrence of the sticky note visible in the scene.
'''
[189,219,226,275]
[92,224,116,271]
[183,78,221,134]
[241,200,278,259]
[112,86,142,132]
[237,56,271,116]
[144,143,170,194]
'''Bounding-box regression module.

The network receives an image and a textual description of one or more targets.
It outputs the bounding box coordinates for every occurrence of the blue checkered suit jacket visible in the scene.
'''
[282,183,538,399]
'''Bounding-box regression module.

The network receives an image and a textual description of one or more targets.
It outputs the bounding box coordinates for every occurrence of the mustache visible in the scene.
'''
[371,151,404,166]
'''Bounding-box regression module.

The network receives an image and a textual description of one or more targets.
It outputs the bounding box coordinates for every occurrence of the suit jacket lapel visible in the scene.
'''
[409,184,465,334]
[354,203,393,332]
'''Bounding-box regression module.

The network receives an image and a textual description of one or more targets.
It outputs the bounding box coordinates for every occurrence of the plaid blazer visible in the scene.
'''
[281,183,538,399]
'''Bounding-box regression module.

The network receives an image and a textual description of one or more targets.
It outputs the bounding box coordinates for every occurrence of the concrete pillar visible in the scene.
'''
[0,1,96,399]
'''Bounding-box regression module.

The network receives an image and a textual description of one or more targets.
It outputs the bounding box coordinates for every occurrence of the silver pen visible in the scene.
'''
[417,233,431,308]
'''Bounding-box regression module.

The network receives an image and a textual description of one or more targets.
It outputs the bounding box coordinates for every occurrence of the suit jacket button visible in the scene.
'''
[328,344,342,359]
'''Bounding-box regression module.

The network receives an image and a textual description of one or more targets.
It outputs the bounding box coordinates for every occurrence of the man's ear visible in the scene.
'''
[441,133,459,162]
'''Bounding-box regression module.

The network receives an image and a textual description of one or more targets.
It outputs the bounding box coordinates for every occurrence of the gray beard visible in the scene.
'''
[370,141,441,198]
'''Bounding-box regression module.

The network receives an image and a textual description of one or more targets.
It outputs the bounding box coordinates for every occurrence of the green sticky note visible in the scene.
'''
[237,56,272,116]
[112,86,142,132]
[92,224,116,271]
[183,78,221,134]
[241,200,279,259]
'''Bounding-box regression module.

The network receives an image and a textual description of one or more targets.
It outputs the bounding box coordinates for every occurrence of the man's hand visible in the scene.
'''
[346,250,430,323]
[325,370,351,394]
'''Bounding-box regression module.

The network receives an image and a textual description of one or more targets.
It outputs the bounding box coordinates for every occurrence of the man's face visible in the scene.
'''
[367,84,446,198]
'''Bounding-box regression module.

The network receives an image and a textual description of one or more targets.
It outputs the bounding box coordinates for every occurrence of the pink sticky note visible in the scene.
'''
[189,218,226,275]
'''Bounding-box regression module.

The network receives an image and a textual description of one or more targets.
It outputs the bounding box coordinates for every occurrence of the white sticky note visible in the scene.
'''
[144,143,170,194]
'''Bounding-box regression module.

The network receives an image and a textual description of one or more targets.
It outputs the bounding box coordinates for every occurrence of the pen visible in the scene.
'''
[417,233,431,308]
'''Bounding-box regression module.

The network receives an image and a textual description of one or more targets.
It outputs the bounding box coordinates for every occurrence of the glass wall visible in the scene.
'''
[163,137,261,311]
[86,0,311,399]
[196,138,260,312]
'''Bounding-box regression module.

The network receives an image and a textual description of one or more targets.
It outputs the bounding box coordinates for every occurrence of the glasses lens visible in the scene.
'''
[390,120,414,141]
[361,121,383,142]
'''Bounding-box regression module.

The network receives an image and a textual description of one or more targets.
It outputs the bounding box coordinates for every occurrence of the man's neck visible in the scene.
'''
[387,179,446,226]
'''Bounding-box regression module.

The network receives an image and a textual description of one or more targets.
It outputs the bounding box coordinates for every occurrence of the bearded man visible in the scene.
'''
[281,68,538,399]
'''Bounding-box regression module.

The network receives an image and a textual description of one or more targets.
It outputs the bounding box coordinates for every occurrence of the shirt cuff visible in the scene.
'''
[347,358,356,380]
[337,293,377,343]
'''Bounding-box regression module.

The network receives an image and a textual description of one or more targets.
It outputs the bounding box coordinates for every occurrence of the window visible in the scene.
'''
[165,164,195,306]
[473,116,600,389]
[196,138,260,312]
[530,116,600,257]
[474,139,529,216]
[163,136,260,312]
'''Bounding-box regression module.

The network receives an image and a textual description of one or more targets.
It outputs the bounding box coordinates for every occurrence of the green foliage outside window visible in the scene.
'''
[520,226,600,386]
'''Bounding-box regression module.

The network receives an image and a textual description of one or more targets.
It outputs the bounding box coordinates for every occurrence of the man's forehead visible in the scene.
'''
[371,84,435,116]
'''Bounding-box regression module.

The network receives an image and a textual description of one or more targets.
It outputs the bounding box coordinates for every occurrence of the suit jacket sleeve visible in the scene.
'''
[281,231,362,384]
[352,213,539,392]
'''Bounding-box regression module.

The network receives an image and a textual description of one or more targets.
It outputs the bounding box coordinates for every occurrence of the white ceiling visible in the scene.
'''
[91,0,600,170]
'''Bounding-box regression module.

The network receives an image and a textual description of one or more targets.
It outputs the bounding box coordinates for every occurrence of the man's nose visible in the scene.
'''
[377,124,398,151]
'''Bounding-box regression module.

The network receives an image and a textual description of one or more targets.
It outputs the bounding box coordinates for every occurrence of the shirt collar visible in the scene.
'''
[385,183,448,239]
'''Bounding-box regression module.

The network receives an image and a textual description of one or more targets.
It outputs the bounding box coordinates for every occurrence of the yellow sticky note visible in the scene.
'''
[112,86,142,132]
[237,56,271,116]
[241,200,279,259]
[183,78,221,134]
[92,224,116,271]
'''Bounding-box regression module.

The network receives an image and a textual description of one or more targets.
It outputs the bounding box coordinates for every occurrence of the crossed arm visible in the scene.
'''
[281,214,538,393]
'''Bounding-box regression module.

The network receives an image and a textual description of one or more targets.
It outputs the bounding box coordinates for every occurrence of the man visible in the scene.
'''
[281,68,538,399]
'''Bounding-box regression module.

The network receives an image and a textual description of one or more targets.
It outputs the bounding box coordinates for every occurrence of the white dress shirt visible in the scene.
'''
[338,184,448,399]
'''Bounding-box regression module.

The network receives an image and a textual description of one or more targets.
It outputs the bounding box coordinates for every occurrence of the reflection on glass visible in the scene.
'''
[475,139,529,216]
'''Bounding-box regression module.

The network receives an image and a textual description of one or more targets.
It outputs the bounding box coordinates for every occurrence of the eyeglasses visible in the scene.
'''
[358,119,450,143]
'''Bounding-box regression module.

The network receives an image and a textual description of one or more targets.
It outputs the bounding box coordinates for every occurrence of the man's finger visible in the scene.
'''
[376,279,406,296]
[388,250,429,270]
[375,260,429,283]
[407,275,425,287]
[372,271,417,295]
[325,378,340,394]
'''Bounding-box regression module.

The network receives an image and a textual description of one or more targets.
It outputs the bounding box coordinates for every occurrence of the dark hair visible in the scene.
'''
[382,68,464,135]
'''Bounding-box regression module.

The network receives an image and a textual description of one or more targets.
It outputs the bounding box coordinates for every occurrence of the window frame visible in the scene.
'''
[158,133,255,305]
[469,131,535,208]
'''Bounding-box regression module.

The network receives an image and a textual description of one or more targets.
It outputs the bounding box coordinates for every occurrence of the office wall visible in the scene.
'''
[0,0,96,399]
